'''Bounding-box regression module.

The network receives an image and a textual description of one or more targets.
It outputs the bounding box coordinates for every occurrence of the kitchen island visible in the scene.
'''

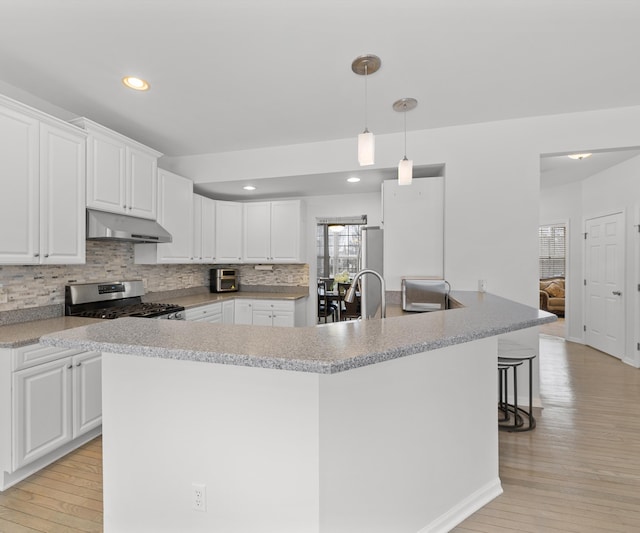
[42,292,554,533]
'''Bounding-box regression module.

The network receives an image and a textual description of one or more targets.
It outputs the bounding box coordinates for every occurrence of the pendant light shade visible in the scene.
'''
[398,157,413,186]
[352,54,381,167]
[393,97,418,186]
[358,130,375,166]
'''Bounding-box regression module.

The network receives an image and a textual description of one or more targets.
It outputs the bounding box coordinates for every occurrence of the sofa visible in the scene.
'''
[540,277,565,316]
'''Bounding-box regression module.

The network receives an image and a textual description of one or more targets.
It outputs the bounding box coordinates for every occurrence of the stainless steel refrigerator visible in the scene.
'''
[359,226,384,319]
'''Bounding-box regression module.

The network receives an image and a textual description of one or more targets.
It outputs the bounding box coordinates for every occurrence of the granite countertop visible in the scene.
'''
[41,291,556,374]
[0,317,102,349]
[0,288,308,348]
[158,290,308,309]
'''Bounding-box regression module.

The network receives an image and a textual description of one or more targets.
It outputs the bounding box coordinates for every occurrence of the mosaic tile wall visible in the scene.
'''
[0,241,309,313]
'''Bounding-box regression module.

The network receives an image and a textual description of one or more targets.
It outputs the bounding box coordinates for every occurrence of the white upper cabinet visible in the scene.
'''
[382,177,445,291]
[193,194,216,263]
[243,200,303,263]
[71,118,161,220]
[39,123,86,264]
[215,200,243,263]
[135,169,194,264]
[0,96,86,265]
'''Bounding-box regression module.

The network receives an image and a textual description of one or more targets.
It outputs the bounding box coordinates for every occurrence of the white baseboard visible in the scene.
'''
[417,478,503,533]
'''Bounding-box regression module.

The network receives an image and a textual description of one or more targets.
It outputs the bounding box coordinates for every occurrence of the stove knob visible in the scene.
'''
[167,313,175,319]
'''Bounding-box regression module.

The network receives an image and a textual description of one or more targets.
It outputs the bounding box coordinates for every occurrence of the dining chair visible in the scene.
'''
[338,282,360,320]
[317,280,338,323]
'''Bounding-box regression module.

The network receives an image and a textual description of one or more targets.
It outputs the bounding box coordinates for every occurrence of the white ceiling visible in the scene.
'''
[1,1,640,197]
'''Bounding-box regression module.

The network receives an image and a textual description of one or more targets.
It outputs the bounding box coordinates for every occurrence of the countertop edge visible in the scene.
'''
[40,292,556,374]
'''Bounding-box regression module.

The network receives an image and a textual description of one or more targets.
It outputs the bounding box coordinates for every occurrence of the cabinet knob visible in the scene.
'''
[34,253,39,257]
[76,362,82,366]
[123,205,127,209]
[67,364,73,369]
[44,254,49,258]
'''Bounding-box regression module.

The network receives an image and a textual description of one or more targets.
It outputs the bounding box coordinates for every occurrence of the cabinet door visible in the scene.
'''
[215,201,243,262]
[252,309,273,326]
[201,196,216,262]
[127,146,157,220]
[72,352,102,437]
[272,312,295,328]
[39,123,86,264]
[13,357,72,470]
[192,195,203,262]
[155,169,194,263]
[0,105,39,264]
[234,300,253,325]
[383,177,444,290]
[270,200,301,262]
[222,300,234,324]
[86,130,126,214]
[193,195,216,263]
[243,202,271,262]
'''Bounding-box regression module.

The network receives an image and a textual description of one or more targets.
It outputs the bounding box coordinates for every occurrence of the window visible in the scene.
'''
[539,224,566,278]
[316,216,367,279]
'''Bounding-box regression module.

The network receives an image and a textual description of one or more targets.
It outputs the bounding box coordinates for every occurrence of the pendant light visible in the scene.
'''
[352,54,381,166]
[393,98,418,186]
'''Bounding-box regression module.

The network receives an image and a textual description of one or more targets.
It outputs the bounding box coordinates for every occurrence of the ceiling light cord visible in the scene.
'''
[403,102,407,159]
[363,63,369,133]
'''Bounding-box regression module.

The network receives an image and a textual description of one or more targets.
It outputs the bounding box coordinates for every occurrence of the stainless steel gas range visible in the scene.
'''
[65,280,185,320]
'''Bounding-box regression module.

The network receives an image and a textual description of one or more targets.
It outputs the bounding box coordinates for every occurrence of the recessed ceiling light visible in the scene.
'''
[243,185,256,191]
[347,177,361,183]
[122,76,150,91]
[568,153,592,160]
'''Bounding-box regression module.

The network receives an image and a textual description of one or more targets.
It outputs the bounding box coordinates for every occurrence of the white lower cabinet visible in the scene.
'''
[11,347,102,472]
[222,300,234,324]
[184,302,223,323]
[233,299,304,327]
[252,300,295,327]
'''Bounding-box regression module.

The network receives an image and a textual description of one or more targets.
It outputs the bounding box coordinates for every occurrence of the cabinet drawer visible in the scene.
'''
[251,300,294,312]
[184,302,222,321]
[13,344,83,371]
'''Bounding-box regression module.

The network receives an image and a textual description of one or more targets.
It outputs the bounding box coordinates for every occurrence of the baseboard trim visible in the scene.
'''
[417,478,503,533]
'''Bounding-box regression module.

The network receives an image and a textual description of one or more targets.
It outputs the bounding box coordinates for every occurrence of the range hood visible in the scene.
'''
[86,209,172,244]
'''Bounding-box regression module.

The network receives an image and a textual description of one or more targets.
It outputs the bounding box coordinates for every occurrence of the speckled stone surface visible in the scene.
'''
[40,291,556,374]
[0,317,101,348]
[0,304,63,327]
[144,286,308,308]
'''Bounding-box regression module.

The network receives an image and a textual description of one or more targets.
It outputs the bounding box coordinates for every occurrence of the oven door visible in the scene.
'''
[215,277,238,292]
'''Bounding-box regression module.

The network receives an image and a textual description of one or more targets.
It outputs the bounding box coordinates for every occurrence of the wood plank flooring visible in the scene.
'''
[2,332,640,532]
[455,333,640,532]
[0,437,102,533]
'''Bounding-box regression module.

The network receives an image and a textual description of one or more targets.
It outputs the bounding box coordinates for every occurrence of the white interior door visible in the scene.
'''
[585,212,625,358]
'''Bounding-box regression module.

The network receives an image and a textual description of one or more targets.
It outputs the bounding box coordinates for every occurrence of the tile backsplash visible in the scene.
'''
[0,241,308,313]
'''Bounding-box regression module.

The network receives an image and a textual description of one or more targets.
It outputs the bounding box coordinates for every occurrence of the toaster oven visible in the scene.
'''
[210,268,238,293]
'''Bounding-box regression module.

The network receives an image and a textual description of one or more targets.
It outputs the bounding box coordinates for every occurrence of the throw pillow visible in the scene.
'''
[546,282,564,298]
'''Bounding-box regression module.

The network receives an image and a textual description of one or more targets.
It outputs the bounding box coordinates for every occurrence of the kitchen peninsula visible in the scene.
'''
[42,292,554,533]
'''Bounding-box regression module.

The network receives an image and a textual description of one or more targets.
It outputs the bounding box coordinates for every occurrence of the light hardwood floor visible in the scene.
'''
[0,437,102,533]
[2,330,640,532]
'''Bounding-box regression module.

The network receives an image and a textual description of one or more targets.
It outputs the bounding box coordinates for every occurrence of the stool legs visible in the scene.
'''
[497,355,536,432]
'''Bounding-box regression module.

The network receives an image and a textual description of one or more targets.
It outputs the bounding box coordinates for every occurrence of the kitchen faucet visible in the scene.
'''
[345,269,386,319]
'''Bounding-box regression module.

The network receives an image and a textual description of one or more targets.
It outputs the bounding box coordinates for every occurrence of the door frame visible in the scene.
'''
[540,218,571,340]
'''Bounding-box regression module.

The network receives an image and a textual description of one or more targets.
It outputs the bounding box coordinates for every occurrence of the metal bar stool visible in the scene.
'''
[498,339,537,432]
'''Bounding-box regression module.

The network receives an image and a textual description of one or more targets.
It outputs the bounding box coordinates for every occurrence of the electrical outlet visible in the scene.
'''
[192,483,206,512]
[478,279,487,293]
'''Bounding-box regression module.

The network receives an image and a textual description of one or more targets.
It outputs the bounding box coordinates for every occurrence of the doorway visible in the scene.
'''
[584,211,625,359]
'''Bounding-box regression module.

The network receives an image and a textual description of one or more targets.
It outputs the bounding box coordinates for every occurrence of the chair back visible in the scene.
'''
[338,282,360,319]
